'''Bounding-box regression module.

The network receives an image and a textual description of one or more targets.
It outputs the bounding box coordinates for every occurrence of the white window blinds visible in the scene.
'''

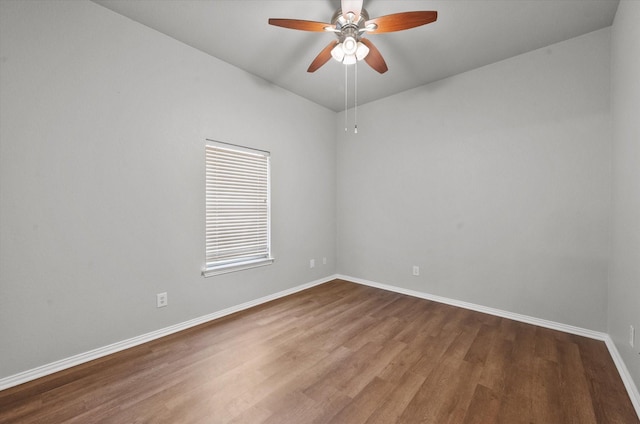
[204,142,273,276]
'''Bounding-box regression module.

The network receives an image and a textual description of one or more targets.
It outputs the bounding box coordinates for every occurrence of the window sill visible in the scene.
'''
[202,257,275,277]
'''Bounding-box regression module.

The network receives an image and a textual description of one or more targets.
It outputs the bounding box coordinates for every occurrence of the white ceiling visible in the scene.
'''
[92,0,619,112]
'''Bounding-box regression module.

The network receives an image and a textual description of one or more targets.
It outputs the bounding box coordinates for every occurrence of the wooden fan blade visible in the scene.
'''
[341,0,363,20]
[366,11,437,33]
[268,18,333,32]
[360,38,388,74]
[308,41,339,73]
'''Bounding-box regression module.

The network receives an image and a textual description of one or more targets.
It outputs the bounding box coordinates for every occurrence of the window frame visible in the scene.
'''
[202,140,274,277]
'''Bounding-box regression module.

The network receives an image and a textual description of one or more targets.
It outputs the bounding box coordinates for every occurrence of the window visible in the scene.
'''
[203,140,273,276]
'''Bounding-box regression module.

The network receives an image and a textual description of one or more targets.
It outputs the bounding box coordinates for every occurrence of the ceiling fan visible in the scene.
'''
[268,0,437,74]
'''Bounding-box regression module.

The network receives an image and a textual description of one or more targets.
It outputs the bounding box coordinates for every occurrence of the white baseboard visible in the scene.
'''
[337,274,607,339]
[603,335,640,417]
[0,275,336,392]
[337,274,640,419]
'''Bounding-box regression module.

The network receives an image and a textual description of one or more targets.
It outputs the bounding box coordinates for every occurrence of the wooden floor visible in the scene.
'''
[1,279,638,424]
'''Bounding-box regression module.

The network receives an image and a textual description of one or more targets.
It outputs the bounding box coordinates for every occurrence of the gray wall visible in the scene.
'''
[337,28,612,332]
[0,0,336,378]
[610,0,640,388]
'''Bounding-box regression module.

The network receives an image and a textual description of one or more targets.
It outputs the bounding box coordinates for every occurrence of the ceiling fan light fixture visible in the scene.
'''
[331,38,368,65]
[331,43,346,62]
[342,54,357,65]
[355,41,369,60]
[342,36,358,55]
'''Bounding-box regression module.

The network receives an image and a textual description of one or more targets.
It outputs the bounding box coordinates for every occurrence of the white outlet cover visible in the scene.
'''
[630,325,635,348]
[157,292,168,308]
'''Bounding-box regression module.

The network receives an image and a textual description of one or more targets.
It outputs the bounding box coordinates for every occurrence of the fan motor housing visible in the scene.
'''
[332,8,369,42]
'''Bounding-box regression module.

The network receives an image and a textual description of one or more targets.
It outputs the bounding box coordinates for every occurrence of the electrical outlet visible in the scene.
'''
[630,325,635,348]
[157,292,168,308]
[310,259,315,269]
[322,257,327,265]
[412,266,420,276]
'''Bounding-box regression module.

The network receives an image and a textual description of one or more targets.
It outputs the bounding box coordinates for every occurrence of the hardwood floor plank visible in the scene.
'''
[225,405,273,424]
[436,361,485,424]
[340,341,407,398]
[302,342,384,402]
[398,353,476,423]
[329,377,394,424]
[0,279,637,424]
[378,332,434,383]
[364,372,426,424]
[464,324,497,365]
[534,327,561,363]
[556,340,600,423]
[530,357,563,424]
[259,390,318,424]
[477,336,513,392]
[343,315,403,351]
[408,331,461,379]
[461,384,502,424]
[570,335,637,424]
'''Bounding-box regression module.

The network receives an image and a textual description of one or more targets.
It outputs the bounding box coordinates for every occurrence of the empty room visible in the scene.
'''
[1,0,639,422]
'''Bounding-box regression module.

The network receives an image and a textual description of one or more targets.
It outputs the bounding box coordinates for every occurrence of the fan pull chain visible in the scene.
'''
[354,60,358,134]
[344,64,348,132]
[343,63,359,134]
